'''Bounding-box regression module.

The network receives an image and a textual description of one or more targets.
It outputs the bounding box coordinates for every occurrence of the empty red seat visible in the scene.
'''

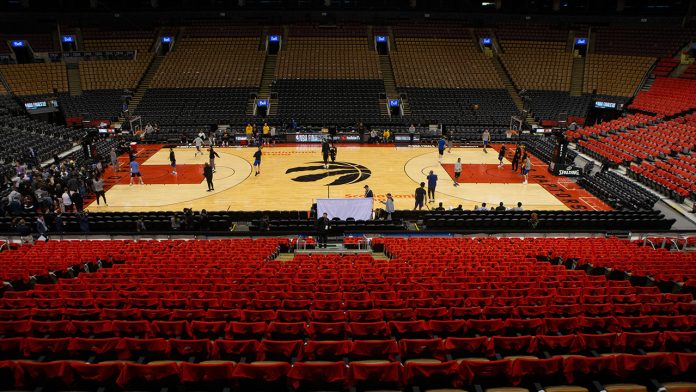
[190,321,226,339]
[459,359,513,388]
[535,334,580,356]
[115,338,168,360]
[151,320,191,338]
[288,361,347,390]
[510,357,564,386]
[68,337,120,361]
[349,339,399,361]
[429,319,467,337]
[180,361,235,388]
[544,317,580,334]
[616,331,663,353]
[70,362,122,389]
[258,339,303,361]
[306,321,348,340]
[311,310,346,322]
[116,361,180,390]
[347,361,403,391]
[663,331,696,352]
[214,339,259,362]
[298,340,352,362]
[388,320,432,339]
[399,338,446,362]
[467,319,505,336]
[232,362,291,391]
[444,337,489,360]
[226,321,267,340]
[349,321,390,339]
[0,320,30,337]
[489,335,535,358]
[15,360,73,389]
[404,360,460,390]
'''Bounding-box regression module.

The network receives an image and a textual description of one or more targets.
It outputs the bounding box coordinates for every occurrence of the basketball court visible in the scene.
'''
[87,144,610,212]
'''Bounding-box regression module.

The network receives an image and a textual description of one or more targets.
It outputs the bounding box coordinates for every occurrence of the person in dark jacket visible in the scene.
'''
[208,147,220,173]
[203,162,214,191]
[316,212,331,249]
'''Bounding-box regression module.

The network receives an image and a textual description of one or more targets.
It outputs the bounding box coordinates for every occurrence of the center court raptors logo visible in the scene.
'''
[286,162,371,186]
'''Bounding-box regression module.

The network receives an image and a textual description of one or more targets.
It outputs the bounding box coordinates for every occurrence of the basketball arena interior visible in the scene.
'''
[1,0,696,391]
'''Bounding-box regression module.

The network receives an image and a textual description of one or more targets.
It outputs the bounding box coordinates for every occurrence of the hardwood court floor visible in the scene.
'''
[88,144,609,212]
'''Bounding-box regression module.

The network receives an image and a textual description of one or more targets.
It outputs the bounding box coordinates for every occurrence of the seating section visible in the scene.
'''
[80,29,154,52]
[0,238,694,391]
[628,149,696,202]
[78,53,153,91]
[150,38,264,88]
[573,111,695,202]
[583,54,655,97]
[272,79,384,124]
[390,38,503,89]
[500,40,572,91]
[630,77,696,116]
[527,91,593,122]
[593,27,694,58]
[423,210,672,231]
[577,172,660,211]
[682,62,696,80]
[58,90,124,121]
[402,88,517,126]
[521,134,578,165]
[135,88,254,126]
[0,63,68,97]
[276,37,381,79]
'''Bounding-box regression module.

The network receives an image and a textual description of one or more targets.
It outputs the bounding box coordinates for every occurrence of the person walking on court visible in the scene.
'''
[380,193,395,220]
[321,139,330,169]
[414,182,426,210]
[193,135,204,157]
[364,185,374,198]
[453,157,462,187]
[482,129,490,153]
[93,175,107,206]
[110,148,118,172]
[329,144,337,163]
[520,149,528,175]
[511,145,521,172]
[427,170,438,203]
[498,145,507,168]
[129,159,144,186]
[169,148,177,174]
[203,162,214,191]
[209,147,220,173]
[437,136,446,162]
[447,136,453,153]
[316,212,330,248]
[253,146,262,176]
[522,156,532,184]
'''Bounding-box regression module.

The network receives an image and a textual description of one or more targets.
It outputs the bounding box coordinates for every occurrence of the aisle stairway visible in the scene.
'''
[378,55,400,117]
[247,54,277,116]
[66,63,82,96]
[491,56,537,126]
[127,55,164,113]
[570,57,585,96]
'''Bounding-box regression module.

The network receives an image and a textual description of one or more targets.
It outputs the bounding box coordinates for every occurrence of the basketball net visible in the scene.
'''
[506,129,518,139]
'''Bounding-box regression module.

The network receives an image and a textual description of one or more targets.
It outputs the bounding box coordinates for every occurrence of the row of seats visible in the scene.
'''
[628,151,696,202]
[0,333,694,364]
[0,354,691,392]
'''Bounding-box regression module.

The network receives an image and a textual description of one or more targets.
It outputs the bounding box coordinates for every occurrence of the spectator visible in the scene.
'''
[53,212,65,233]
[35,215,48,241]
[495,202,506,211]
[199,209,210,231]
[14,218,32,244]
[529,213,539,229]
[258,215,270,231]
[171,215,181,231]
[477,202,488,211]
[78,211,90,233]
[316,212,330,249]
[380,193,395,220]
[414,182,426,210]
[453,204,463,211]
[434,202,445,211]
[136,218,146,233]
[511,202,523,211]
